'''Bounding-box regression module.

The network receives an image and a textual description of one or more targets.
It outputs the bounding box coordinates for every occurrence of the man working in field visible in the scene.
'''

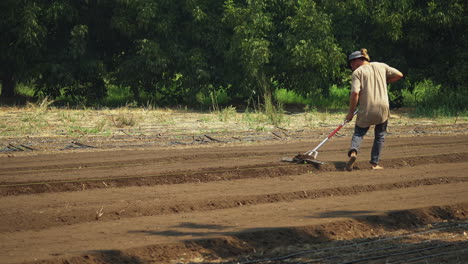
[345,48,404,171]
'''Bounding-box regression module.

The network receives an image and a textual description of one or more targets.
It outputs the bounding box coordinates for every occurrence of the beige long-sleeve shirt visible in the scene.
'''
[351,62,401,128]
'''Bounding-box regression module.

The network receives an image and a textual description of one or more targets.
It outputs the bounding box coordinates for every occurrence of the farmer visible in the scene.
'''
[345,48,403,171]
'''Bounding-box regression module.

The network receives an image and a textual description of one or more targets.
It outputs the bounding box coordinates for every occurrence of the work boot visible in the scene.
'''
[346,151,357,171]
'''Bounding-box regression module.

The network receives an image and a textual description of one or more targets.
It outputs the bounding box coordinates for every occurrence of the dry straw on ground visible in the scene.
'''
[0,105,466,139]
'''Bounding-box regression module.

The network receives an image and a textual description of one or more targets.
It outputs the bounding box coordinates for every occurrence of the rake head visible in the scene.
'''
[281,153,324,166]
[304,150,319,159]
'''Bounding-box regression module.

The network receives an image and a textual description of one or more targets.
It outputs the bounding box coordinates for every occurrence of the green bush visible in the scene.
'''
[274,86,349,110]
[103,85,134,107]
[402,79,468,116]
[328,85,350,108]
[402,79,440,108]
[15,83,36,97]
[196,86,231,108]
[274,88,311,105]
[308,85,349,110]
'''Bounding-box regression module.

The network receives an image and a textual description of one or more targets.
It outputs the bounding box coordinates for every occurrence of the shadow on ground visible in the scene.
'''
[35,204,467,264]
[129,222,235,238]
[128,204,468,264]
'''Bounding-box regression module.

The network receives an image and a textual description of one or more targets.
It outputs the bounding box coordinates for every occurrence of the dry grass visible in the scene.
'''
[0,105,466,138]
[95,206,104,220]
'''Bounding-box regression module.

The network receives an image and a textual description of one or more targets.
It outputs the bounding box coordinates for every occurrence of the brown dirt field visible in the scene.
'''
[0,133,467,264]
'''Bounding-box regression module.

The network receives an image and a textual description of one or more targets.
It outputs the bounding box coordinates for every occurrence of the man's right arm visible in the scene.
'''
[347,92,359,122]
[347,73,360,121]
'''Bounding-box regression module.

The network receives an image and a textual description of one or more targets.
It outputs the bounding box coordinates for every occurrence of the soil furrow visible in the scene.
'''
[2,176,466,232]
[1,135,467,172]
[20,203,468,264]
[1,152,467,196]
[1,133,467,264]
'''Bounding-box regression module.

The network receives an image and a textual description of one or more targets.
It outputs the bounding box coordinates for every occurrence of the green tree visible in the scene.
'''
[111,0,229,105]
[1,0,465,111]
[223,0,344,106]
[0,0,46,97]
[403,0,467,88]
[0,0,110,101]
[35,0,111,102]
[279,0,344,96]
[223,0,274,109]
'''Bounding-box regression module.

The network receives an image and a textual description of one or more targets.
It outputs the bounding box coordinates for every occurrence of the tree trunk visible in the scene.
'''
[1,74,16,97]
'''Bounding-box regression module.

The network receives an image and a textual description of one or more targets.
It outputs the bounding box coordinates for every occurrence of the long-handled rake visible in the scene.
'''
[282,110,358,165]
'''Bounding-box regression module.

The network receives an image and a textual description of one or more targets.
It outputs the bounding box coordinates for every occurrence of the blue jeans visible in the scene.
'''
[348,121,388,165]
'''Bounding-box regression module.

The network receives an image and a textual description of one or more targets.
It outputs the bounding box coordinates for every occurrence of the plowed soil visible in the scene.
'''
[1,133,467,264]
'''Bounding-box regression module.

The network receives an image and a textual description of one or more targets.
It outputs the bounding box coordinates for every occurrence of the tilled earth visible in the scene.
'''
[0,129,467,264]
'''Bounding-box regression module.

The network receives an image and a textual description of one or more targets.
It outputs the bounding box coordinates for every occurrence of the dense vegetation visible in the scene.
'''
[1,0,466,115]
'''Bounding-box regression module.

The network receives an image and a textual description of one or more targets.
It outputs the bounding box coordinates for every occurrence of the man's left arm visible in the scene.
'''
[386,66,404,83]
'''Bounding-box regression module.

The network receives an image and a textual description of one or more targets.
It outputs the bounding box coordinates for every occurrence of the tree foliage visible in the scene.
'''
[0,0,46,97]
[0,0,466,112]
